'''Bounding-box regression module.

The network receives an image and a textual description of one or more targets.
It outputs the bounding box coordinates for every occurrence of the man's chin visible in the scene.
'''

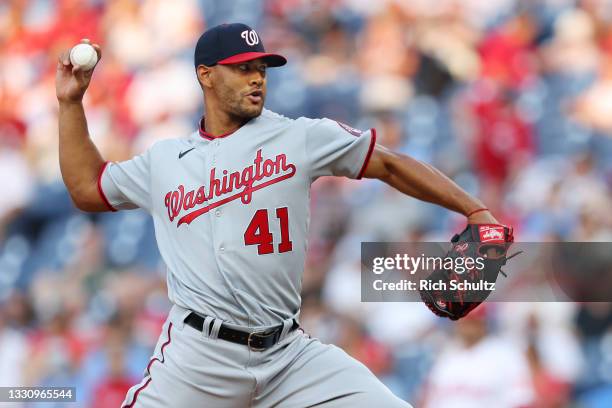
[241,104,264,119]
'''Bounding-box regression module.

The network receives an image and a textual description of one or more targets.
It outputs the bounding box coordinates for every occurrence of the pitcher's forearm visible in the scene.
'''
[58,101,104,204]
[364,145,499,223]
[383,152,485,216]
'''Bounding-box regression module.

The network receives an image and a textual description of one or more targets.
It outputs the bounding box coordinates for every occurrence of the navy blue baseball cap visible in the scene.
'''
[194,23,287,68]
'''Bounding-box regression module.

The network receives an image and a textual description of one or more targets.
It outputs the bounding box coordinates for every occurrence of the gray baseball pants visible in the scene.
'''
[121,304,412,407]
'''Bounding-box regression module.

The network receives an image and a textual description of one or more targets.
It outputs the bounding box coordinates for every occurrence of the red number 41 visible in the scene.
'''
[244,207,293,255]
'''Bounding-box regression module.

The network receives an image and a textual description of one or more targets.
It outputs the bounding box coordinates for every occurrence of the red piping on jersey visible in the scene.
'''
[357,128,377,180]
[121,322,173,408]
[97,162,117,212]
[198,117,238,140]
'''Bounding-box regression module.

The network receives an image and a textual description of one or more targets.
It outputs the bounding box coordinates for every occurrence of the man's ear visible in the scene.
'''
[197,65,213,88]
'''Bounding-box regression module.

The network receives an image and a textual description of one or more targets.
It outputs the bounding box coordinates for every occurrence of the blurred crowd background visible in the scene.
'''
[1,0,612,407]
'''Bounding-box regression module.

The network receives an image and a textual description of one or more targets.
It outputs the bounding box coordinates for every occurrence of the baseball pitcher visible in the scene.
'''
[56,23,508,407]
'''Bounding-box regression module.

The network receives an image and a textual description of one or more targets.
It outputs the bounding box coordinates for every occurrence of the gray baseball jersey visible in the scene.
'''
[99,109,376,327]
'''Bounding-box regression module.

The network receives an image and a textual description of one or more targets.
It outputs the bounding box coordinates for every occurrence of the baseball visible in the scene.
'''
[69,43,98,71]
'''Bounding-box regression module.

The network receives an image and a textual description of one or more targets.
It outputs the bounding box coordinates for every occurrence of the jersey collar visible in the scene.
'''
[198,117,238,140]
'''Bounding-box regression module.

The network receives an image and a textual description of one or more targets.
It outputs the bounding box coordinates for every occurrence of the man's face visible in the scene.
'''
[210,58,267,120]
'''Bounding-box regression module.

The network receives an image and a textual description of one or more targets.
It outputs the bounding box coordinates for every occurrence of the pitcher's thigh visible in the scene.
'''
[259,335,412,408]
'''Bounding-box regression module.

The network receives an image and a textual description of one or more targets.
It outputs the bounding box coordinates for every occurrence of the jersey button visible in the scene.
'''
[215,210,221,217]
[219,246,225,252]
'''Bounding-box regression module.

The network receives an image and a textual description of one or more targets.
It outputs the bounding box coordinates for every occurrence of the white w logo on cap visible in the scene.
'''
[241,30,260,46]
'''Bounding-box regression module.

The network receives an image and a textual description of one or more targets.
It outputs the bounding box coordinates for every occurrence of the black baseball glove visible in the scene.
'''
[419,224,519,320]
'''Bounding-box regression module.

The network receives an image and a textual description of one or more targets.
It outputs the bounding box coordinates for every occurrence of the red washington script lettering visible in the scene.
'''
[164,149,296,227]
